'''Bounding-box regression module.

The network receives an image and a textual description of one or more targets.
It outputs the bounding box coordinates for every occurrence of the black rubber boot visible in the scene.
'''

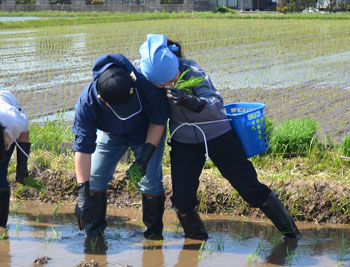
[16,142,31,184]
[260,192,302,239]
[0,188,10,228]
[142,194,165,240]
[176,209,208,241]
[85,191,107,238]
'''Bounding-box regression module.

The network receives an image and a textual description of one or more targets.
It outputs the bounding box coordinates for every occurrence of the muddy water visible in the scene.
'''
[1,201,350,266]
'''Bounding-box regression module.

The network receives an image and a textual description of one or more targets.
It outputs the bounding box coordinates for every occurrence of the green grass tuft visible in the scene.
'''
[341,135,350,157]
[269,117,317,155]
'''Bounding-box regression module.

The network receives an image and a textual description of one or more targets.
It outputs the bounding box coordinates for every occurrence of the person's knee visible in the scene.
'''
[239,185,271,208]
[171,195,197,213]
[89,177,109,192]
[139,180,164,195]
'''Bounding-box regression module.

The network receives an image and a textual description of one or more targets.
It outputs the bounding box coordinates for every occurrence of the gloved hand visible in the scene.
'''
[16,142,31,184]
[166,87,206,113]
[127,143,156,178]
[75,181,93,230]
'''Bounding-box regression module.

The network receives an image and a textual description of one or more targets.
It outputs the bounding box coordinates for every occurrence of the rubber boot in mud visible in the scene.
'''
[15,142,31,185]
[176,209,208,241]
[260,192,302,239]
[85,191,107,238]
[0,188,10,228]
[142,194,165,240]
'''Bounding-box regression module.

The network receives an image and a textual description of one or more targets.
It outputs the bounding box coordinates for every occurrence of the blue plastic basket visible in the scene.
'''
[223,102,269,158]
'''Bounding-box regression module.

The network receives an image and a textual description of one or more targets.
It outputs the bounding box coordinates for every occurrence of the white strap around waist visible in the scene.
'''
[168,119,231,162]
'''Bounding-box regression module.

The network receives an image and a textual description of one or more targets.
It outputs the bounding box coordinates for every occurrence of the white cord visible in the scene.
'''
[168,118,231,161]
[13,139,42,177]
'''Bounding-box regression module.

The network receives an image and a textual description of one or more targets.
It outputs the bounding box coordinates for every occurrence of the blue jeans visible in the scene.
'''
[90,130,166,194]
[0,143,15,189]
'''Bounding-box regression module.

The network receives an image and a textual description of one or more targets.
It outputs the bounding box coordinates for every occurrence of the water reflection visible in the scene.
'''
[0,17,44,22]
[0,239,11,267]
[266,238,298,265]
[142,240,165,267]
[1,202,350,266]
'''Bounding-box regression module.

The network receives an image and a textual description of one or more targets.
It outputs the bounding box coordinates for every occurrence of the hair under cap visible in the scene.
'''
[139,34,179,86]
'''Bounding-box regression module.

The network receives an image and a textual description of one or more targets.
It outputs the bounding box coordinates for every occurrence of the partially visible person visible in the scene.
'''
[72,53,170,240]
[0,90,31,230]
[137,34,301,240]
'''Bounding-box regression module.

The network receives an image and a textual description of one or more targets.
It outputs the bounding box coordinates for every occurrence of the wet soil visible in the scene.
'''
[8,167,350,224]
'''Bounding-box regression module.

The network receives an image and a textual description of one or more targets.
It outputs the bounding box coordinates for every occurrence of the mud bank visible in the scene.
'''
[8,168,350,224]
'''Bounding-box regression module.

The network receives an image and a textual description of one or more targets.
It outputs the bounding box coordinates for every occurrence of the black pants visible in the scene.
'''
[170,129,271,213]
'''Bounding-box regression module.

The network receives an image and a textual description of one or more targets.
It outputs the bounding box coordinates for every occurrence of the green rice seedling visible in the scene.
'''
[45,237,52,245]
[36,213,41,223]
[51,226,59,240]
[271,231,283,245]
[15,221,20,232]
[90,236,98,251]
[52,202,63,217]
[163,231,169,241]
[205,242,213,255]
[341,135,350,157]
[174,69,205,93]
[216,238,225,252]
[10,200,23,213]
[0,229,9,240]
[198,240,206,259]
[127,165,143,190]
[286,245,297,266]
[336,233,350,266]
[89,234,106,252]
[247,240,265,264]
[269,117,317,155]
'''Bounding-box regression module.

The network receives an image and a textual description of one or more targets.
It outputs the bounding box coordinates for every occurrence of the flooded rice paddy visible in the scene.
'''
[0,18,349,139]
[1,18,350,266]
[2,201,350,266]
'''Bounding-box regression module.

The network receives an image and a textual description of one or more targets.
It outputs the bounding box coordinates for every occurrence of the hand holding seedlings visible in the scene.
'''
[166,69,206,113]
[126,143,156,188]
[126,164,144,189]
[173,68,204,92]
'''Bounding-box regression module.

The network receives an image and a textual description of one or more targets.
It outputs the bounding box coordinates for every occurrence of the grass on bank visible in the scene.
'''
[1,11,350,29]
[6,115,350,221]
[8,115,349,184]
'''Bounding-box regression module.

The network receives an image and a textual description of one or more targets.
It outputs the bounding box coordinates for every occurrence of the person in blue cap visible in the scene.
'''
[0,90,31,231]
[137,34,301,240]
[73,53,170,240]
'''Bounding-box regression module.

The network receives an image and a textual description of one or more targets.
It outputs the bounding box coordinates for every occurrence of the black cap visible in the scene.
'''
[97,66,141,120]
